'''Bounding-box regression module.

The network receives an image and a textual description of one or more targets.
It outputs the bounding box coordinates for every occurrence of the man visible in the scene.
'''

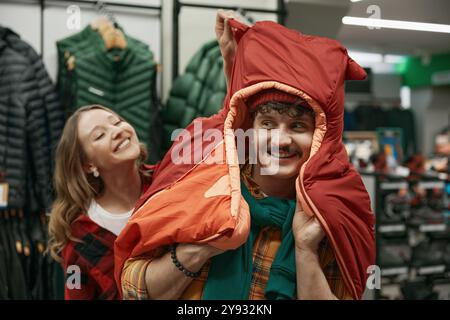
[116,11,375,300]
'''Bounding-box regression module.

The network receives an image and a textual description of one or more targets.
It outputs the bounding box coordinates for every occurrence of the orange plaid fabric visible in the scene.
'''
[121,256,152,300]
[121,164,353,300]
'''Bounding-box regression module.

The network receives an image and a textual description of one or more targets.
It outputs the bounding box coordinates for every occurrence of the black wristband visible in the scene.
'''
[170,244,201,278]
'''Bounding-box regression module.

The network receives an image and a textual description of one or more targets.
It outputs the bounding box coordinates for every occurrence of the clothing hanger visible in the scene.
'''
[92,1,127,50]
[30,212,45,255]
[95,19,127,50]
[90,15,110,30]
[17,209,31,257]
[235,8,255,26]
[9,209,23,255]
[102,28,127,50]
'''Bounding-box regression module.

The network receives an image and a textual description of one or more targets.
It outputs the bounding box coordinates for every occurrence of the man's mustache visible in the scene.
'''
[268,146,302,157]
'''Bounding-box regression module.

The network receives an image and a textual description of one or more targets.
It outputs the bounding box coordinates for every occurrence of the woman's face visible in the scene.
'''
[253,107,315,179]
[77,109,140,173]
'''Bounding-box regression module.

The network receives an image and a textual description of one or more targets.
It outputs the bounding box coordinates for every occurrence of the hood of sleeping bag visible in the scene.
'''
[221,20,375,299]
[115,20,375,299]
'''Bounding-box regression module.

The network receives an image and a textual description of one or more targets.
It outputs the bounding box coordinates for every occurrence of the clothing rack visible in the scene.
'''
[0,0,162,57]
[0,0,164,98]
[172,0,287,80]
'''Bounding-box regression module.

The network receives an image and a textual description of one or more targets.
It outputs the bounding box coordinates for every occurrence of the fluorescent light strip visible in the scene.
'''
[348,51,406,64]
[384,54,406,64]
[348,51,383,63]
[342,16,450,34]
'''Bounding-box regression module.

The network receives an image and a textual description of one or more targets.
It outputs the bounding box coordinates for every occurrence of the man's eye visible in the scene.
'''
[261,121,273,128]
[292,122,305,129]
[95,133,104,140]
[114,120,122,126]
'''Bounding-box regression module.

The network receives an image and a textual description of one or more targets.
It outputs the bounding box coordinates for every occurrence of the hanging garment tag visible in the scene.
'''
[0,183,9,209]
[88,86,105,97]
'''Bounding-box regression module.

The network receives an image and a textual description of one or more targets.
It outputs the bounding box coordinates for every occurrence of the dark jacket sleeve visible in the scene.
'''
[33,57,65,174]
[15,65,53,211]
[4,29,64,209]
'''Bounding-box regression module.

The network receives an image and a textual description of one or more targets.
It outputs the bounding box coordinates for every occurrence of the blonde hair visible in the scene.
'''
[48,104,150,262]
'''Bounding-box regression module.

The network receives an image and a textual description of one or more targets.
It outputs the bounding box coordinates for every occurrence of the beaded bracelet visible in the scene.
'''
[170,244,201,278]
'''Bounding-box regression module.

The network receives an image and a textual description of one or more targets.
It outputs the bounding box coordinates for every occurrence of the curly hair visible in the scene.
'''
[250,100,315,122]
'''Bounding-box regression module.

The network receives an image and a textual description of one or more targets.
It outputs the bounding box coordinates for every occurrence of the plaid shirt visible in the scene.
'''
[61,164,157,300]
[122,231,350,300]
[121,165,353,300]
[61,214,119,300]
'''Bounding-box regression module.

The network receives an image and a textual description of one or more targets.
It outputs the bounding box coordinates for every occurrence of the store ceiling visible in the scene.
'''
[286,0,450,56]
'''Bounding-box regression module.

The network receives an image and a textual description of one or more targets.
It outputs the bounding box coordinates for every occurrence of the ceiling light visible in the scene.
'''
[348,51,383,64]
[342,16,450,34]
[384,55,407,64]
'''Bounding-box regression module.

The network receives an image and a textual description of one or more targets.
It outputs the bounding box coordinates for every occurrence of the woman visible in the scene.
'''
[47,104,157,299]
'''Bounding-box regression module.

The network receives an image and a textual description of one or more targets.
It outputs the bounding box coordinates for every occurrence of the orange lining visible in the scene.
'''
[133,140,225,217]
[225,81,358,299]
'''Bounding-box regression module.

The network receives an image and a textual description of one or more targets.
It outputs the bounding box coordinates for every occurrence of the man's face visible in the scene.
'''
[253,106,315,179]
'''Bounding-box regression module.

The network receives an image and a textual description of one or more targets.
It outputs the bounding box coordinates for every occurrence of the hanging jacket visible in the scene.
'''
[56,25,101,115]
[56,25,162,163]
[354,104,388,131]
[162,40,227,151]
[115,20,375,299]
[0,39,52,211]
[0,26,65,179]
[0,212,28,299]
[386,107,417,158]
[0,230,8,299]
[344,109,356,131]
[28,213,49,300]
[56,25,150,115]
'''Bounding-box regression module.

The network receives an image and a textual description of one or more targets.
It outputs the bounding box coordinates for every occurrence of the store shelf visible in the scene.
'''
[373,174,450,300]
[418,181,445,190]
[416,265,447,275]
[379,224,407,233]
[381,266,409,276]
[380,182,409,190]
[419,224,447,233]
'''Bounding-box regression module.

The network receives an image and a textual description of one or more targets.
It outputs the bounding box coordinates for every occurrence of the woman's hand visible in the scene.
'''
[292,201,326,252]
[215,9,249,88]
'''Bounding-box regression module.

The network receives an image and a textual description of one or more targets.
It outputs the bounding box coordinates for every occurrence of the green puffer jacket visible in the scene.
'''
[57,26,162,162]
[56,26,151,110]
[163,40,227,151]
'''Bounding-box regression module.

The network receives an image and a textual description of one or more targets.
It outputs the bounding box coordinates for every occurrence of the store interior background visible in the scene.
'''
[0,0,449,300]
[1,0,449,153]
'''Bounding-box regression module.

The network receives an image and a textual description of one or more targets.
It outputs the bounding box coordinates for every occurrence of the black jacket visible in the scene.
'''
[0,38,52,211]
[0,27,64,211]
[0,27,64,174]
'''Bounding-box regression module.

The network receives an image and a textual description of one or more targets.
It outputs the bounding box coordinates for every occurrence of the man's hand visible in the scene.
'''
[292,201,326,252]
[215,9,249,88]
[215,10,239,61]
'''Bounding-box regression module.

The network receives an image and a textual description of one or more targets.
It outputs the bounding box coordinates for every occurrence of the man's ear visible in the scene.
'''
[228,19,250,44]
[345,56,367,81]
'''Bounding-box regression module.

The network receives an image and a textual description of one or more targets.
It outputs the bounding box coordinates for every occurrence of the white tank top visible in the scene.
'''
[87,200,132,236]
